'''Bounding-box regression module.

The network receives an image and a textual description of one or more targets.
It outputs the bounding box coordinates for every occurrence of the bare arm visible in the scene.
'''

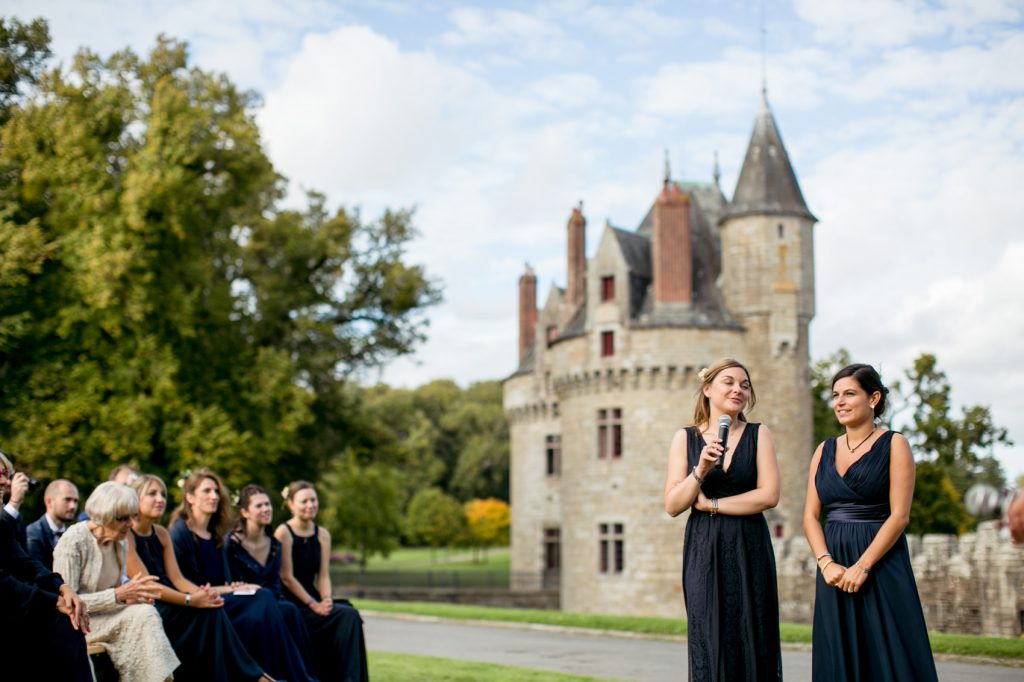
[275,525,316,606]
[664,428,720,517]
[837,433,915,593]
[316,526,333,603]
[694,424,781,515]
[802,443,844,586]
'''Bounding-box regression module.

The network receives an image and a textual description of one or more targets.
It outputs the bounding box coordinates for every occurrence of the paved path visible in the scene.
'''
[365,613,1022,681]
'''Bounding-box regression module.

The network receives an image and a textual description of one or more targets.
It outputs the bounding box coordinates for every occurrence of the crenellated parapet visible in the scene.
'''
[550,364,705,399]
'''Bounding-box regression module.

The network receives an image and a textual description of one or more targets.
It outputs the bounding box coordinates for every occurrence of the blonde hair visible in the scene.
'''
[131,474,167,498]
[85,481,140,525]
[690,358,756,428]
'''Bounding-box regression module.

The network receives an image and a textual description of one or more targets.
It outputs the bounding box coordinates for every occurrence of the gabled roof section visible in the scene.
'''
[722,96,816,222]
[612,228,652,279]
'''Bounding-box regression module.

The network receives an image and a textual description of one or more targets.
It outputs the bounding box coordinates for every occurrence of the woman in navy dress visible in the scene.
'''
[803,364,937,681]
[169,468,317,682]
[663,358,783,681]
[224,485,316,668]
[276,481,369,682]
[127,474,271,682]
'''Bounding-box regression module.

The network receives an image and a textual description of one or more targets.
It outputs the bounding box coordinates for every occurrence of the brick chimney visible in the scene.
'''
[652,183,692,304]
[565,202,586,314]
[518,263,537,363]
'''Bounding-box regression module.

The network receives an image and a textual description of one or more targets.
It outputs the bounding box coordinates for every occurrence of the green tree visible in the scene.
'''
[906,460,971,535]
[0,31,439,498]
[900,354,1009,495]
[318,453,403,569]
[445,380,509,501]
[0,17,51,124]
[405,487,467,556]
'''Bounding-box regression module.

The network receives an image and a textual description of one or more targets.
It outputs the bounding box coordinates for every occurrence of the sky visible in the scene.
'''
[5,0,1024,481]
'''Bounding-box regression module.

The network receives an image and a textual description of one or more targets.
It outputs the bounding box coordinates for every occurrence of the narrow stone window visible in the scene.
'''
[600,275,615,301]
[777,223,784,239]
[545,434,561,476]
[597,408,623,459]
[546,325,558,346]
[599,523,625,574]
[601,330,614,357]
[544,527,561,574]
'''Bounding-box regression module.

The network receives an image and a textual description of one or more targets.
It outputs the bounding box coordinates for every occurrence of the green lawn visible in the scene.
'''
[355,599,1024,662]
[337,546,510,573]
[368,652,616,681]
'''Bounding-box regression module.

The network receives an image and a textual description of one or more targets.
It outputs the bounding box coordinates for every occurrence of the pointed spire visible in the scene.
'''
[663,149,671,187]
[713,151,721,189]
[722,95,815,222]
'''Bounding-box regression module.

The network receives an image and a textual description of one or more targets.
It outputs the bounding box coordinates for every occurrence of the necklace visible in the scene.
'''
[845,427,876,454]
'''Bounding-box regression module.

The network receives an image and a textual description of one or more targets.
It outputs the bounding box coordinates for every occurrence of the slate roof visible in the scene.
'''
[721,95,815,222]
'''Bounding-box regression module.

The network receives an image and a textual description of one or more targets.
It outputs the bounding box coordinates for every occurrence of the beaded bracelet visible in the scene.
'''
[692,470,704,485]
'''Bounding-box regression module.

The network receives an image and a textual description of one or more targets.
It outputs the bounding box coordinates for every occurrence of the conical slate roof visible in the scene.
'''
[722,95,816,222]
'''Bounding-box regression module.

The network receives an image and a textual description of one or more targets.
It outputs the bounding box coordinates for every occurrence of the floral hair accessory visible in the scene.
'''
[230,491,240,507]
[697,367,709,383]
[176,469,194,490]
[281,485,290,500]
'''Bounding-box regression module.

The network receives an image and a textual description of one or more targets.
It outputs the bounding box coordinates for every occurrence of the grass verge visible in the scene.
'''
[369,651,616,681]
[355,599,1024,661]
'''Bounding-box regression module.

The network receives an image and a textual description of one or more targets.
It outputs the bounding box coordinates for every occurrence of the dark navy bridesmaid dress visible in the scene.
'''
[169,518,318,682]
[131,528,265,681]
[683,423,782,681]
[812,431,938,681]
[223,530,317,669]
[282,523,369,682]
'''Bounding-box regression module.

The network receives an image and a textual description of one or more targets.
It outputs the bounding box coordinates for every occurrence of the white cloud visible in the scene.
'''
[438,7,580,61]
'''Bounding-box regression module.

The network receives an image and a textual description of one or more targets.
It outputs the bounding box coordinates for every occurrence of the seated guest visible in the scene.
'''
[224,486,317,670]
[276,481,369,682]
[0,453,92,681]
[169,468,317,682]
[129,474,275,682]
[27,479,80,569]
[53,481,180,682]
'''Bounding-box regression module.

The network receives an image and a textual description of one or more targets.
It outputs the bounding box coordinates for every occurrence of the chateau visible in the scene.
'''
[503,94,817,617]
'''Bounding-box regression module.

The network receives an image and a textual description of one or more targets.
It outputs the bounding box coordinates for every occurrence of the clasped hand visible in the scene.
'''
[189,583,224,608]
[57,584,91,634]
[115,572,161,605]
[309,597,332,617]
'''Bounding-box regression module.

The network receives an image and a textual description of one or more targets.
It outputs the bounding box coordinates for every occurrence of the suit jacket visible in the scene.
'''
[26,515,60,570]
[0,510,64,617]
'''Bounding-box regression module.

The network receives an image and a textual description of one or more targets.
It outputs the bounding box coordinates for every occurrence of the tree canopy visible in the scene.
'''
[0,22,440,501]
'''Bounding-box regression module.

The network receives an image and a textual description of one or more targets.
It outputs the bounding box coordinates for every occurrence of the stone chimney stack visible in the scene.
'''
[518,263,537,363]
[565,202,586,314]
[652,182,692,304]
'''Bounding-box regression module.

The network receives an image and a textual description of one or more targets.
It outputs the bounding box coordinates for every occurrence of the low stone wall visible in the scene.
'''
[345,585,561,610]
[773,522,1024,637]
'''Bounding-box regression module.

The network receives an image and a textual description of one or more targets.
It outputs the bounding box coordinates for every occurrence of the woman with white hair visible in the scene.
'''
[54,481,180,682]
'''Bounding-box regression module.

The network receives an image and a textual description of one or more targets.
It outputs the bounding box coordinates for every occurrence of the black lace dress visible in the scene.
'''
[812,432,937,681]
[283,523,369,682]
[682,423,782,681]
[132,528,265,681]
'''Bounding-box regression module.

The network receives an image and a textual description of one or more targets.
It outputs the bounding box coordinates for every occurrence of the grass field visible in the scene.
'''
[337,546,510,573]
[369,652,616,681]
[356,599,1024,661]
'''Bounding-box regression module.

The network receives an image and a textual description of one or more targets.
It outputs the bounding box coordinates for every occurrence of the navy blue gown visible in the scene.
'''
[281,523,369,682]
[683,424,782,681]
[223,530,317,670]
[132,528,265,681]
[169,519,317,682]
[812,431,937,681]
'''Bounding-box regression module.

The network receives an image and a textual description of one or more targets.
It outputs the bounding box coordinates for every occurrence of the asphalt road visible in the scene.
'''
[365,613,1023,681]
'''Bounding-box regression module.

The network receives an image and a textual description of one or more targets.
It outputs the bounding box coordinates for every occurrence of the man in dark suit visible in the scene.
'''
[0,454,92,680]
[26,479,79,569]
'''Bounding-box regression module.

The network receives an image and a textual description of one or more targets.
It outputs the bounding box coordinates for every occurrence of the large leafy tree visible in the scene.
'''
[0,25,439,497]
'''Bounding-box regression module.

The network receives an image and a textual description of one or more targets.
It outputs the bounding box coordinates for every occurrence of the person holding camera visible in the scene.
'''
[0,454,37,547]
[0,451,93,681]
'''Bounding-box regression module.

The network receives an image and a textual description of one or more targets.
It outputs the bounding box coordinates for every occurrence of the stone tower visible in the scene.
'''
[504,94,815,617]
[719,93,817,536]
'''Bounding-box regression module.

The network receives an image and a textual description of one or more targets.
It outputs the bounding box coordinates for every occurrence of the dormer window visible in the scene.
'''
[600,275,615,302]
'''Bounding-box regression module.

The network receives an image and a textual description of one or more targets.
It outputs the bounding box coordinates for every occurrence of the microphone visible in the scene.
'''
[715,415,731,469]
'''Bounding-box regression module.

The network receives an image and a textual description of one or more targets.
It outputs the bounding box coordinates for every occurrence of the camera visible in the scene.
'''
[27,476,41,492]
[964,484,1019,520]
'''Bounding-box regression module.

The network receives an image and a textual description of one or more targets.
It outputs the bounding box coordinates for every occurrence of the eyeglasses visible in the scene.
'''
[113,513,139,523]
[0,468,11,479]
